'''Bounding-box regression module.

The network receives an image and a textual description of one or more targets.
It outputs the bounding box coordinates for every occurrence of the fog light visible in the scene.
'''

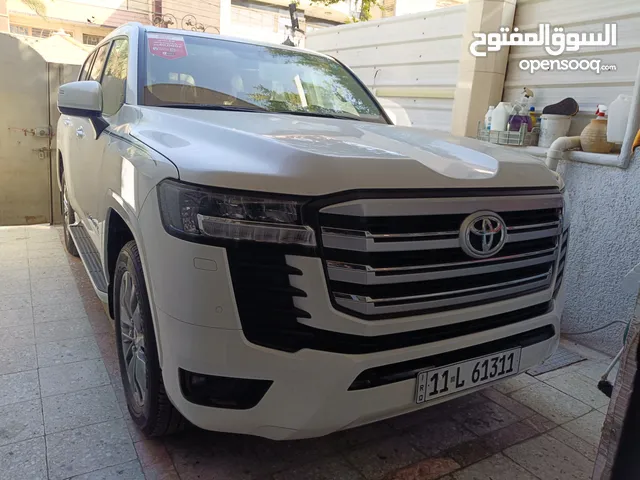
[179,369,273,410]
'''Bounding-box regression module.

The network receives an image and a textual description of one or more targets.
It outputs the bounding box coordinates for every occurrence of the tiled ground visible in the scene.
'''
[0,225,615,480]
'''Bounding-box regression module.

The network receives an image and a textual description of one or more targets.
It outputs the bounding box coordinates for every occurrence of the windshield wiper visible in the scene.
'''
[158,104,268,113]
[272,110,365,121]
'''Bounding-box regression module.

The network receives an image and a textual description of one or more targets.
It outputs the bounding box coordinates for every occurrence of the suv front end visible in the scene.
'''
[137,179,568,440]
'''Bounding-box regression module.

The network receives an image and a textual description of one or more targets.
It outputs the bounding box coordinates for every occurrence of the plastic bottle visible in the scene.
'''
[580,105,613,153]
[490,102,512,132]
[595,105,607,121]
[484,106,495,130]
[607,94,632,143]
[529,106,537,128]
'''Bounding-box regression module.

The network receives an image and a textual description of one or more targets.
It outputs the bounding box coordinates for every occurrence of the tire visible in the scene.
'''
[61,177,79,257]
[114,240,185,436]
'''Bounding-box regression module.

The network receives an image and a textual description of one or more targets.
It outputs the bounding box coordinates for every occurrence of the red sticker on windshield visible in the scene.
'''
[148,33,187,60]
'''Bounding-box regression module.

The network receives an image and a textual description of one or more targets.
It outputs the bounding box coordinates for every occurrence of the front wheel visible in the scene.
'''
[114,240,185,436]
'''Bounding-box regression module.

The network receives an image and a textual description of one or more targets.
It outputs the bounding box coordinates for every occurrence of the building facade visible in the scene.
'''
[0,0,366,46]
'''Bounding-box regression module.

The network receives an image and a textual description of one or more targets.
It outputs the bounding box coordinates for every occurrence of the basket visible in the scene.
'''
[477,122,539,146]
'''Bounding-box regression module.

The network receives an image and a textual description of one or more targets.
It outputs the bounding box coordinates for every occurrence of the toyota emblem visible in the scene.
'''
[460,211,507,259]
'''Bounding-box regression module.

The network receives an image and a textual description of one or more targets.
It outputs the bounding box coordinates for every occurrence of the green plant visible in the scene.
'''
[20,0,47,17]
[310,0,380,21]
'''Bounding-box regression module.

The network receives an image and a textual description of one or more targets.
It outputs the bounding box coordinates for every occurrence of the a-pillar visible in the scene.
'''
[451,0,516,137]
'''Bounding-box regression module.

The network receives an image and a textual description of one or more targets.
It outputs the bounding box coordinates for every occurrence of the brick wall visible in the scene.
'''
[594,293,640,479]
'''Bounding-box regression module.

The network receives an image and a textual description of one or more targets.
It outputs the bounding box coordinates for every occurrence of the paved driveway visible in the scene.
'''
[0,225,612,480]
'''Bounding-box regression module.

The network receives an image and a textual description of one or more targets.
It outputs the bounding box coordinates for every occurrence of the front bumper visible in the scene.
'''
[157,300,560,440]
[138,190,564,440]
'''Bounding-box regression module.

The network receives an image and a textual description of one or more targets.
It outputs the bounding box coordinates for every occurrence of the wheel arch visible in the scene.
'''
[103,200,164,365]
[105,208,135,319]
[57,150,64,192]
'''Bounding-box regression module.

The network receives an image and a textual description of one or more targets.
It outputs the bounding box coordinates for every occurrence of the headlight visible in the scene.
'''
[157,179,316,246]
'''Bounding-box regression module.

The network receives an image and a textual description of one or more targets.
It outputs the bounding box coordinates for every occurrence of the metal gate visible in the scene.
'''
[0,33,80,226]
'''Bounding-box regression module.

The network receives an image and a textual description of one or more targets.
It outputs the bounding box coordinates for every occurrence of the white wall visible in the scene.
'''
[503,0,640,136]
[227,5,286,44]
[556,150,640,356]
[395,0,437,16]
[306,5,466,132]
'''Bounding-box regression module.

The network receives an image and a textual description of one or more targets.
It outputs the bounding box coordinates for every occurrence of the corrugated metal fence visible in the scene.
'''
[306,5,466,132]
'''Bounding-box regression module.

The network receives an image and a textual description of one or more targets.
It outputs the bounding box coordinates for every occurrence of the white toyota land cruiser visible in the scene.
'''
[56,23,568,440]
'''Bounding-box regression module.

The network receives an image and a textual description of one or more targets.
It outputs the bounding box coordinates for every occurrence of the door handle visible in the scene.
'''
[63,119,72,127]
[76,127,85,138]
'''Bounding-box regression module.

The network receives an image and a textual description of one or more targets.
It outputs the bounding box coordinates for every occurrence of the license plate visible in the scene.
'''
[415,348,521,404]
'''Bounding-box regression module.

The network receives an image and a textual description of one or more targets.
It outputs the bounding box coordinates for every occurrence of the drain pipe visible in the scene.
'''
[546,136,581,171]
[619,60,640,168]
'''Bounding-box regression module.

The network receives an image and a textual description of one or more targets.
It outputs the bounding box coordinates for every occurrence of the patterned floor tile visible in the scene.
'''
[39,358,109,397]
[544,372,610,409]
[562,411,606,447]
[0,370,40,407]
[0,399,44,447]
[274,456,363,480]
[453,453,537,480]
[344,436,425,480]
[504,434,593,480]
[0,436,47,480]
[43,385,122,434]
[510,382,591,424]
[0,344,37,375]
[46,419,137,480]
[66,460,145,480]
[451,398,520,436]
[36,336,101,366]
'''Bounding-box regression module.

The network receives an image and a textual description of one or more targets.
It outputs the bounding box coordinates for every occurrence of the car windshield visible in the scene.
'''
[141,32,387,123]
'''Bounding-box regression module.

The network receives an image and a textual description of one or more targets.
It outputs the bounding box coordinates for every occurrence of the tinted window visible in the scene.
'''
[142,34,385,124]
[88,44,110,82]
[79,53,94,81]
[101,38,129,116]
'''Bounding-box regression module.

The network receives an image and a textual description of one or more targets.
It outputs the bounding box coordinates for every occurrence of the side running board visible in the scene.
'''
[68,224,108,303]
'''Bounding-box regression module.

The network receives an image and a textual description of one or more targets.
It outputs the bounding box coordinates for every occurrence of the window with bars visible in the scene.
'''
[9,25,29,35]
[83,34,105,46]
[31,28,54,38]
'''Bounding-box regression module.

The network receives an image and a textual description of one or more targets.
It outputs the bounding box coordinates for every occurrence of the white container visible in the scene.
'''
[538,114,572,148]
[607,94,632,143]
[484,106,495,130]
[490,102,512,132]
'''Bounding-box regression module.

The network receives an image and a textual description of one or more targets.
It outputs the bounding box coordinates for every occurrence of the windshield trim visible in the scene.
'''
[137,30,392,126]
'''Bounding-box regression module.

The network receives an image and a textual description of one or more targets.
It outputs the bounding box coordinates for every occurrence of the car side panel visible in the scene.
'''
[79,124,110,249]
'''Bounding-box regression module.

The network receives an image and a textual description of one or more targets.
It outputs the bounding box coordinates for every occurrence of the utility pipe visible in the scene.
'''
[619,60,640,168]
[545,136,581,171]
[545,60,640,170]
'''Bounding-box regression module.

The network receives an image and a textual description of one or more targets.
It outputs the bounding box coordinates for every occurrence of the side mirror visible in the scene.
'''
[58,81,103,118]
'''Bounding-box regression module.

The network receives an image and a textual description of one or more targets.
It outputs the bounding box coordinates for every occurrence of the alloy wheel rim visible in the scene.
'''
[119,270,148,409]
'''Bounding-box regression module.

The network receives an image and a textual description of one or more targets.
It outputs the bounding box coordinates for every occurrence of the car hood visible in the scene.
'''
[129,106,559,195]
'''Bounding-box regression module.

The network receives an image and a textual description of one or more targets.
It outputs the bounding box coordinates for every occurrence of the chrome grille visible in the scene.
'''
[318,192,564,319]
